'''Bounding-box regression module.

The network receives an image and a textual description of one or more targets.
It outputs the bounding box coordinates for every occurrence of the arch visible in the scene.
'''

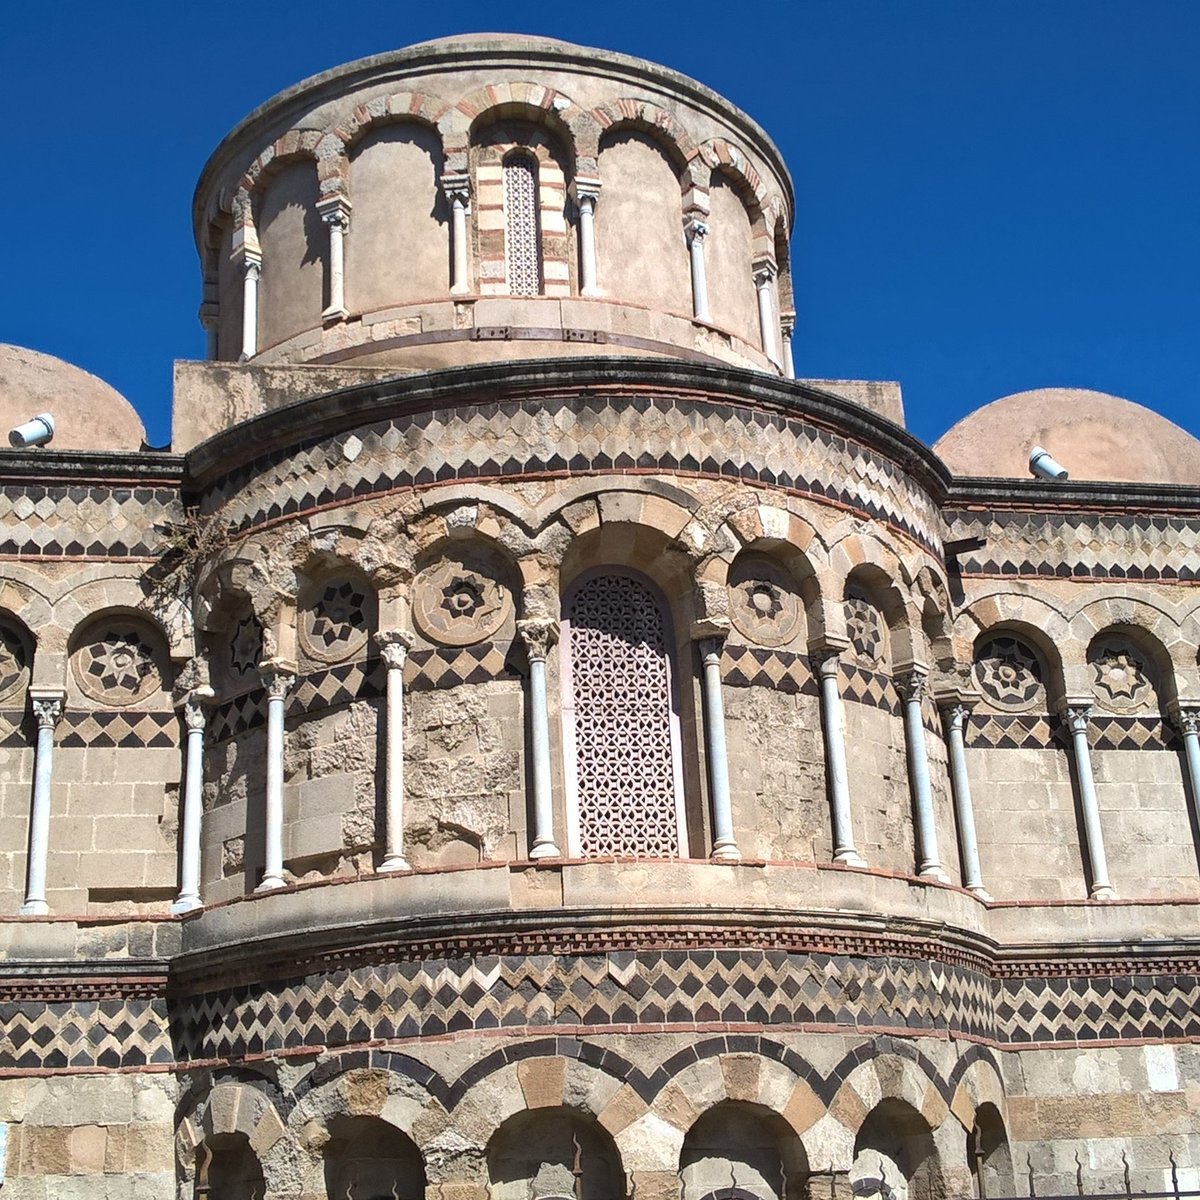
[232,128,325,234]
[697,138,773,260]
[329,91,450,160]
[590,98,698,177]
[560,566,689,857]
[1070,596,1189,702]
[194,1132,266,1199]
[66,608,174,710]
[968,1102,1013,1200]
[323,1114,427,1200]
[681,1100,809,1200]
[487,1106,624,1200]
[295,559,378,667]
[955,593,1072,702]
[1083,622,1172,713]
[852,1098,940,1200]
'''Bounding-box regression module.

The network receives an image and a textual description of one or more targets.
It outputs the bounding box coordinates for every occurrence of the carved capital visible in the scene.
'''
[1171,703,1200,737]
[376,628,415,670]
[940,702,973,735]
[30,692,64,730]
[259,662,296,700]
[183,697,211,733]
[809,644,844,680]
[516,617,558,662]
[316,195,352,231]
[753,260,778,288]
[571,176,601,210]
[697,637,725,666]
[1061,703,1093,735]
[894,668,929,704]
[684,217,708,244]
[780,310,796,337]
[441,172,471,207]
[241,253,262,281]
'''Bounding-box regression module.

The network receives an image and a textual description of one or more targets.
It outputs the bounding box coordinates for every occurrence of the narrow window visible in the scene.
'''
[561,570,687,857]
[503,153,542,295]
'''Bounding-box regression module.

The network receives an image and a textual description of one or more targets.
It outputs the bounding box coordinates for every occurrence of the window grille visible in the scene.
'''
[565,573,682,857]
[504,155,542,295]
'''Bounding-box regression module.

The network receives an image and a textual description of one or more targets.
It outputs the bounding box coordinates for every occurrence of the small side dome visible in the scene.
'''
[0,345,146,452]
[934,388,1200,486]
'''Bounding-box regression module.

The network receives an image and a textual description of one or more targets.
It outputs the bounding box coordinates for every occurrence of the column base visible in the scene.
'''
[378,855,412,873]
[833,849,868,868]
[170,895,203,915]
[1090,884,1118,901]
[529,841,562,861]
[710,842,742,862]
[254,875,287,894]
[967,884,994,902]
[919,865,951,884]
[322,305,349,322]
[18,898,48,916]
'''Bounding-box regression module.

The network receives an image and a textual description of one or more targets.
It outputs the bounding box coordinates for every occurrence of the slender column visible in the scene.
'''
[172,687,214,914]
[1173,704,1200,817]
[518,618,562,860]
[685,217,711,323]
[754,261,780,365]
[198,302,219,361]
[811,647,867,867]
[896,669,949,882]
[572,177,601,296]
[698,636,740,861]
[318,196,352,320]
[19,691,64,916]
[377,630,415,872]
[255,664,295,893]
[240,251,261,359]
[941,700,991,899]
[444,174,472,295]
[1062,703,1116,900]
[780,311,796,380]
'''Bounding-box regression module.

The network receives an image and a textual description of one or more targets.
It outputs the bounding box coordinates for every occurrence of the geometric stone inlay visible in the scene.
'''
[0,622,29,705]
[844,588,885,667]
[229,612,264,684]
[1089,637,1155,713]
[73,624,164,707]
[412,555,511,647]
[973,635,1044,712]
[301,576,374,663]
[729,556,802,648]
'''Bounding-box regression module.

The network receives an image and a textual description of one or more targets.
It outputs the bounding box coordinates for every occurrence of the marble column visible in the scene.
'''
[518,618,562,860]
[940,700,991,899]
[1061,703,1116,900]
[318,196,352,320]
[377,630,415,872]
[19,691,64,916]
[572,177,601,296]
[172,687,214,914]
[698,636,740,861]
[811,647,867,867]
[896,668,949,882]
[444,174,472,295]
[255,664,295,893]
[1173,703,1200,838]
[199,301,219,361]
[239,251,261,360]
[685,217,711,323]
[754,261,780,365]
[780,311,796,380]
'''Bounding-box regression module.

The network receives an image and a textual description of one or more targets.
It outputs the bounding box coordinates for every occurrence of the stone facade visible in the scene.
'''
[2,32,1200,1200]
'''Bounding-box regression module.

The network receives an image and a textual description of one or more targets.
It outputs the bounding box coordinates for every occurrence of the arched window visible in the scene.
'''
[561,570,687,858]
[503,152,543,295]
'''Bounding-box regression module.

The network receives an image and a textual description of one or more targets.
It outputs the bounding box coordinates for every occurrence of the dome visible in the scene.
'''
[0,345,146,452]
[933,387,1200,486]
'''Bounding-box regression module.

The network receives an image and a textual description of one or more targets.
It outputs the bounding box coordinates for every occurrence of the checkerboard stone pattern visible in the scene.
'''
[6,947,1200,1070]
[0,484,182,558]
[946,507,1200,581]
[200,391,944,556]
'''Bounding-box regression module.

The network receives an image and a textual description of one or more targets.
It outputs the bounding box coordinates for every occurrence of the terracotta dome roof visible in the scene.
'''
[0,345,146,452]
[933,388,1200,486]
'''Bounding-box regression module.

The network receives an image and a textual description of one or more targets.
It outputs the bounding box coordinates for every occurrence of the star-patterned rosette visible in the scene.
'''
[973,635,1045,712]
[73,623,165,707]
[300,576,375,663]
[413,556,512,647]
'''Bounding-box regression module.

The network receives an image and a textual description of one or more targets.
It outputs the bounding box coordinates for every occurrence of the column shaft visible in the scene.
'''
[575,181,600,296]
[942,704,990,898]
[519,619,561,860]
[378,634,413,872]
[19,695,63,916]
[813,651,866,867]
[687,220,711,323]
[240,255,261,360]
[172,695,211,914]
[700,639,739,860]
[1064,706,1116,899]
[754,265,779,364]
[781,315,796,379]
[445,177,471,295]
[898,671,948,882]
[256,669,294,893]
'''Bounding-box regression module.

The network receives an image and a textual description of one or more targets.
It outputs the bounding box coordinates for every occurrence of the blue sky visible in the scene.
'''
[2,1,1196,450]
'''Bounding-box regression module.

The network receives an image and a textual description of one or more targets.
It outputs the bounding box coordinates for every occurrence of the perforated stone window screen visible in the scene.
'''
[561,571,688,858]
[504,155,543,296]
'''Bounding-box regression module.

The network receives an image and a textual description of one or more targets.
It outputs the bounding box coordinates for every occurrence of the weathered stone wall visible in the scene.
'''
[845,700,914,875]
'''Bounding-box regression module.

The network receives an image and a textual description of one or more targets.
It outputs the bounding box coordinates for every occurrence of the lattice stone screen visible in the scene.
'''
[565,572,682,857]
[504,155,542,296]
